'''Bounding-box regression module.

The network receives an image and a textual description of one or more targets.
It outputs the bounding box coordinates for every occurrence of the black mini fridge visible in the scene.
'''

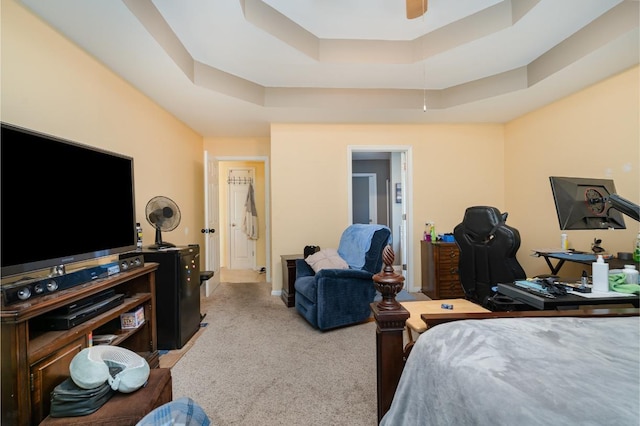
[142,245,201,349]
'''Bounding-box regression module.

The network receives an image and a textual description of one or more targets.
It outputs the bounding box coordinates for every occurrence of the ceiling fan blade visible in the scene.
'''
[406,0,428,19]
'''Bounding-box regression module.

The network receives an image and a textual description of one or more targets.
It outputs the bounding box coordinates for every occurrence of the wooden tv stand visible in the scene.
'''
[1,263,159,426]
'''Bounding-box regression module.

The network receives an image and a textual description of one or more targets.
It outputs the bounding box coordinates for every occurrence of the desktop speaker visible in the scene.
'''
[118,252,145,272]
[1,262,121,306]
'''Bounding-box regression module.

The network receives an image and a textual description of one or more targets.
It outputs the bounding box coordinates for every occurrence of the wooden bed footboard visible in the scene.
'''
[370,245,411,423]
[371,246,640,424]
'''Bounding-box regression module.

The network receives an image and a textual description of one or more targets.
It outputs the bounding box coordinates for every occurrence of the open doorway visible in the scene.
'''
[348,146,414,291]
[204,155,270,287]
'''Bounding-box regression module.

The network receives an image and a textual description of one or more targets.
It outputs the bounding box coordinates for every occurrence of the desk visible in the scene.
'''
[534,250,638,275]
[497,282,640,310]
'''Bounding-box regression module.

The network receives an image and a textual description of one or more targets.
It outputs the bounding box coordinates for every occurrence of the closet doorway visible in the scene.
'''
[204,155,270,285]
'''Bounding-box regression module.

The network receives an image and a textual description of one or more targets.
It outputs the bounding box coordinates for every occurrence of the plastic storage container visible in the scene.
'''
[623,264,639,285]
[591,255,609,293]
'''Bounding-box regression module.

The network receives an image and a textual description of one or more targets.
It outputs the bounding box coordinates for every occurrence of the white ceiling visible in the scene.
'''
[18,0,640,138]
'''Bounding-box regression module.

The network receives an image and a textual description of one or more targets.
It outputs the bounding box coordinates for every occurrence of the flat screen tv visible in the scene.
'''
[549,176,633,230]
[1,123,137,278]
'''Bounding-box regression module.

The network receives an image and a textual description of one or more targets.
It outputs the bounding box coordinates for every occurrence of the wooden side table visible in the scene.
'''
[281,254,302,307]
[400,298,489,342]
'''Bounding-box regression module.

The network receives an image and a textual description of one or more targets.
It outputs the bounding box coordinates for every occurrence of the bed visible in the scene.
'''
[371,295,640,425]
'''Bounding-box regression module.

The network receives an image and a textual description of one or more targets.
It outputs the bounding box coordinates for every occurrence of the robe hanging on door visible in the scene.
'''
[242,182,258,240]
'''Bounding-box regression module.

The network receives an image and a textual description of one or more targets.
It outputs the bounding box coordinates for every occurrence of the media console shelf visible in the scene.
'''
[1,263,159,426]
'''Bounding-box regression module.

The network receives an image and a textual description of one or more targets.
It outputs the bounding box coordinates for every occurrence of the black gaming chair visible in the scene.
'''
[453,206,526,308]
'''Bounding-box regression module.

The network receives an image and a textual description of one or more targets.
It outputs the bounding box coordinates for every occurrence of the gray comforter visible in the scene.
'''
[381,317,640,426]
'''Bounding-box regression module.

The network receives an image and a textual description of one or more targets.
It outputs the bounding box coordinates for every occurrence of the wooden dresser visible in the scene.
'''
[420,241,464,299]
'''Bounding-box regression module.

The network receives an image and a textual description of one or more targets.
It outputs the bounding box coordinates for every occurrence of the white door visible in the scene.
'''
[228,168,256,270]
[204,151,221,296]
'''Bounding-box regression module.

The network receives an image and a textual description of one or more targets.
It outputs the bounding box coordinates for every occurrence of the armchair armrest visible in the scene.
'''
[295,260,375,281]
[314,268,377,330]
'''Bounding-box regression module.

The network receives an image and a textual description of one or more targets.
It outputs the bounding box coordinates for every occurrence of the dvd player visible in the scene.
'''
[63,289,116,314]
[31,293,125,331]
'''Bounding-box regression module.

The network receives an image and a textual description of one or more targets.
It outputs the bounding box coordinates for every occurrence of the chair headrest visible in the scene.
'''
[461,206,506,239]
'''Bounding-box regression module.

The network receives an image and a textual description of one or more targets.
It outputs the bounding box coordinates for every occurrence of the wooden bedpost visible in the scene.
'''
[371,245,410,424]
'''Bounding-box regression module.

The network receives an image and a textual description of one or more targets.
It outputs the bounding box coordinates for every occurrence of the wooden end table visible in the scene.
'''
[400,298,490,341]
[281,254,302,307]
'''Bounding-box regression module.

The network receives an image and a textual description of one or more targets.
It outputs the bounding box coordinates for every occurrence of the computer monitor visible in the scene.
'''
[549,176,635,230]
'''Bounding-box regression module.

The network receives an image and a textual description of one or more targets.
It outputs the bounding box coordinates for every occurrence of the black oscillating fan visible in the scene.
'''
[145,196,181,249]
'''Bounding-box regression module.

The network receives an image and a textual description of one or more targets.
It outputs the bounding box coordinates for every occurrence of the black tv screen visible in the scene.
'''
[549,176,626,230]
[1,123,137,278]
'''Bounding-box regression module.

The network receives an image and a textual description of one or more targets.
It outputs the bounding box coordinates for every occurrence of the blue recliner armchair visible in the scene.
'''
[294,224,391,331]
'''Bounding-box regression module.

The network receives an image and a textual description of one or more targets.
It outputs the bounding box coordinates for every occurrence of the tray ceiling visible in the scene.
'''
[18,0,640,137]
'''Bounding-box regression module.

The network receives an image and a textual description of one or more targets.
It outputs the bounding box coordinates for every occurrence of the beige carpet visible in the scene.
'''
[158,325,209,369]
[167,281,380,425]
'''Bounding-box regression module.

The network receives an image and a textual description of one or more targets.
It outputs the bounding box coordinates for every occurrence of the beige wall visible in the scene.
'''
[266,68,638,290]
[204,137,270,157]
[1,0,206,263]
[270,123,505,291]
[506,66,639,277]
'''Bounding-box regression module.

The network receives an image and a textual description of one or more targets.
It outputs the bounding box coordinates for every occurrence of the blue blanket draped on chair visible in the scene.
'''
[338,224,390,270]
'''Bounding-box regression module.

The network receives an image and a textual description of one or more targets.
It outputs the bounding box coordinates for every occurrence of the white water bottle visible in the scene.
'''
[591,255,609,293]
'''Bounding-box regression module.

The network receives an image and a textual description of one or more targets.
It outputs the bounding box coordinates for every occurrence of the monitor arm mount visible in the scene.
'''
[588,193,640,223]
[607,194,640,223]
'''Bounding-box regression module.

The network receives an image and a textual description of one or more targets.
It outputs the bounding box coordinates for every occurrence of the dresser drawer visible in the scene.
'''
[436,245,459,263]
[437,263,459,280]
[421,241,462,300]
